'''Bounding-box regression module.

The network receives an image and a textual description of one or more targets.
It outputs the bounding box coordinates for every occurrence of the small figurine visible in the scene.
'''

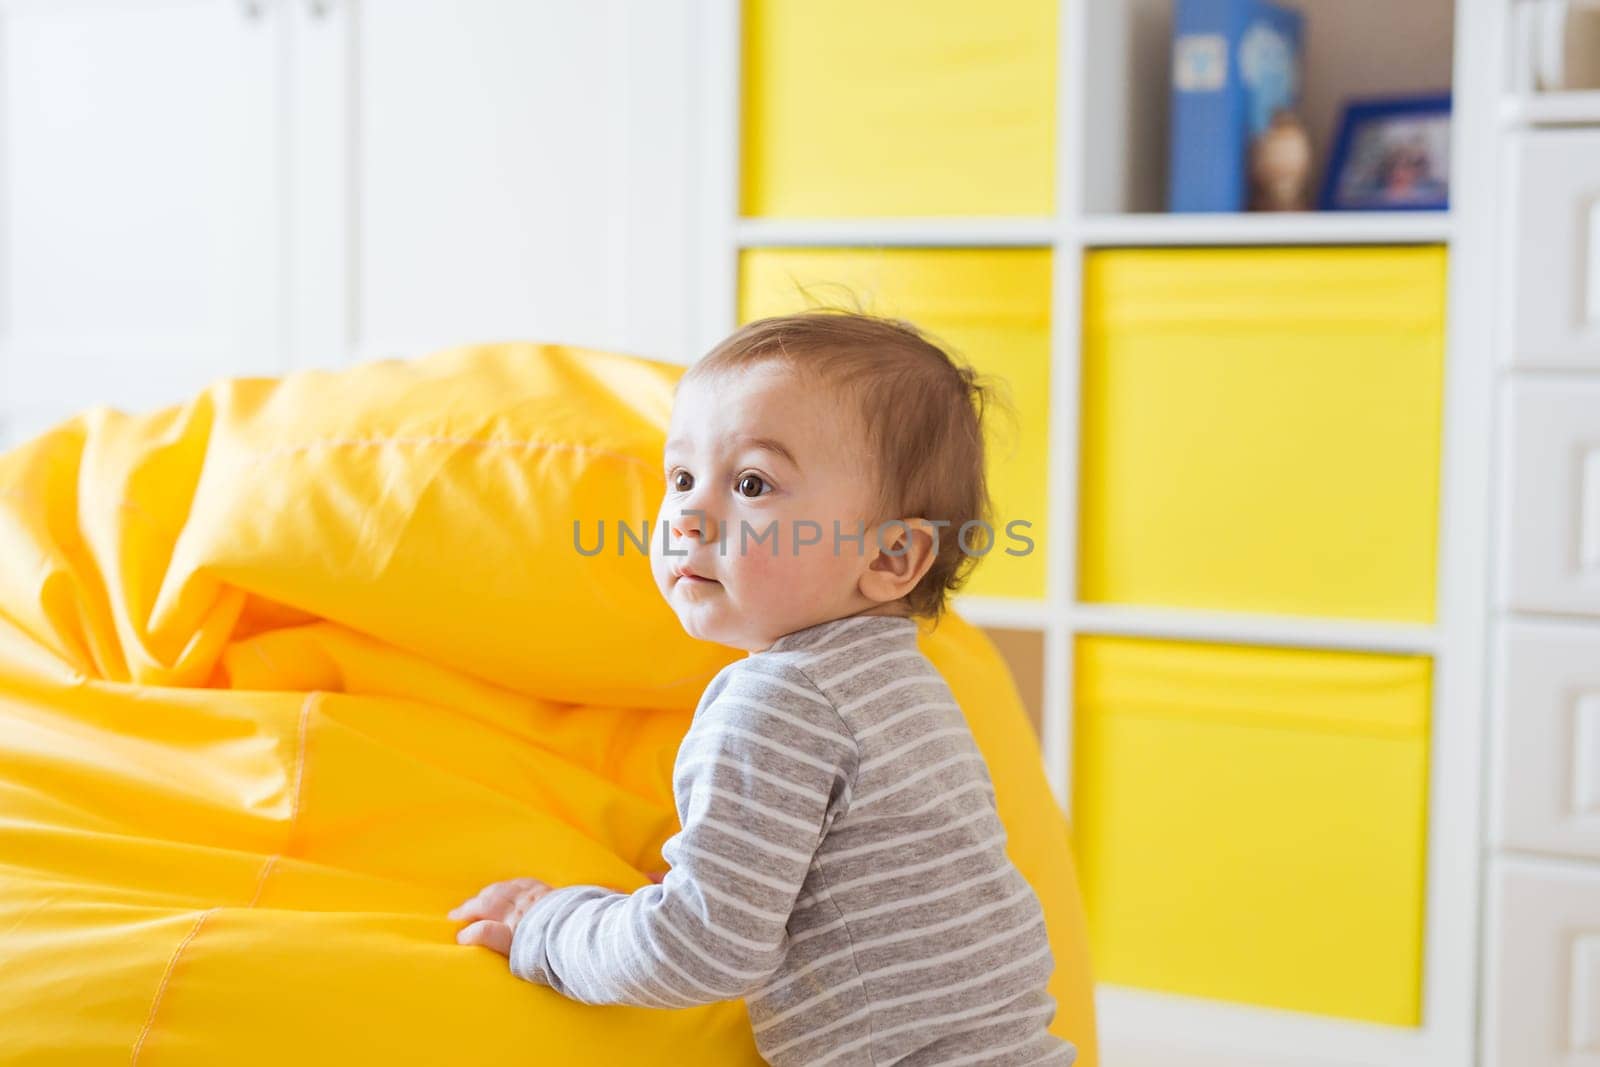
[1249,108,1313,211]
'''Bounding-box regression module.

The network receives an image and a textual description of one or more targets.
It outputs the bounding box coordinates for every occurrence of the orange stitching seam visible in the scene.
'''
[129,907,216,1065]
[285,692,317,858]
[128,692,317,1062]
[246,855,279,911]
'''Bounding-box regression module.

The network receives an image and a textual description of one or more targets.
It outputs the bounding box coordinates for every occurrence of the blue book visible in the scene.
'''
[1168,0,1305,213]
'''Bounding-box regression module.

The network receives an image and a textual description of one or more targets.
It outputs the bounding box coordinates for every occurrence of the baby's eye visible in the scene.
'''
[736,472,770,498]
[669,469,692,492]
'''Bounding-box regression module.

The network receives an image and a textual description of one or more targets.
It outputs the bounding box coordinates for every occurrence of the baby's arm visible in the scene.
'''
[508,662,858,1007]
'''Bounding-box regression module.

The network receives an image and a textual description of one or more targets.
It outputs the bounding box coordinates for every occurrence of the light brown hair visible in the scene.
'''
[681,307,1016,626]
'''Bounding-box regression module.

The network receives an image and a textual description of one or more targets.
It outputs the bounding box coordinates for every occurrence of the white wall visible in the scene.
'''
[0,0,704,451]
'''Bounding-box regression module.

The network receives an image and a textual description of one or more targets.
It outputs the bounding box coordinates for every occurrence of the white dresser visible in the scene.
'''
[1485,119,1600,1066]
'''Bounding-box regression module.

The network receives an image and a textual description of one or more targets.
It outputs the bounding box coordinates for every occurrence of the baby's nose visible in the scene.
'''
[670,509,714,542]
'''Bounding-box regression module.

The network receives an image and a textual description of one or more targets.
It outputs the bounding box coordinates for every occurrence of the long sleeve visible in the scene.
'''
[508,660,859,1007]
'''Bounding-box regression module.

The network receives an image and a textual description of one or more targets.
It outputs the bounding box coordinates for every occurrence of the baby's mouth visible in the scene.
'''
[675,566,720,584]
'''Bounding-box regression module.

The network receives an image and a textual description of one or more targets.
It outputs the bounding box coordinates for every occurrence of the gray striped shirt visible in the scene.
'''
[510,613,1076,1066]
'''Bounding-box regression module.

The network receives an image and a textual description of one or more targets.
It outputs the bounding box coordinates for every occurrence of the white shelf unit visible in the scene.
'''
[1500,0,1600,126]
[690,1,1499,1064]
[1481,3,1600,1063]
[735,213,1455,249]
[1499,88,1600,126]
[1078,211,1454,246]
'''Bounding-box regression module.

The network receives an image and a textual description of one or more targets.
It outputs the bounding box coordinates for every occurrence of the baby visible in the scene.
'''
[450,310,1076,1065]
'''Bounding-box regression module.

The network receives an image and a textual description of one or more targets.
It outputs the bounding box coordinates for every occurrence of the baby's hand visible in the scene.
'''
[449,870,669,956]
[450,876,556,957]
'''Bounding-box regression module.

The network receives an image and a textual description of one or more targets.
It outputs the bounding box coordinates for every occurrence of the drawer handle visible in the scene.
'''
[1587,448,1600,574]
[1580,695,1600,818]
[1574,934,1600,1051]
[1590,196,1600,328]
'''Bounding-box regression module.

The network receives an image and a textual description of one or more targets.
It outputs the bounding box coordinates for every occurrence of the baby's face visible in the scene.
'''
[650,362,887,652]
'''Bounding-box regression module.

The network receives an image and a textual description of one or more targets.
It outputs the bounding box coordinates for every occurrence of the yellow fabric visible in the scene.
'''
[739,247,1052,601]
[1072,635,1431,1025]
[1079,246,1447,622]
[740,0,1057,216]
[0,341,1097,1065]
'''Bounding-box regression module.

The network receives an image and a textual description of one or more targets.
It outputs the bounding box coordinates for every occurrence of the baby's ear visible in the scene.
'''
[861,518,939,601]
[871,517,938,560]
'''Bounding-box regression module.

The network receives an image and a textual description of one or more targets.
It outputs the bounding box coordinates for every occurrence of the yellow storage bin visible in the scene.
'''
[1071,635,1431,1026]
[1078,246,1447,622]
[739,246,1051,601]
[741,0,1056,217]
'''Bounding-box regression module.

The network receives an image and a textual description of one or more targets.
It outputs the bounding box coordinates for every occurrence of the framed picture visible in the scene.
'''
[1319,92,1451,211]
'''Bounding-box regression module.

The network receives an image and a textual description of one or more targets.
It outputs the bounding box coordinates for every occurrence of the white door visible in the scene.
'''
[291,0,700,371]
[0,0,284,449]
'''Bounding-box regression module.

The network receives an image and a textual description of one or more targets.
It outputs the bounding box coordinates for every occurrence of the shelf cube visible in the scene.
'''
[740,0,1057,217]
[1078,245,1448,623]
[738,246,1052,601]
[1072,633,1432,1025]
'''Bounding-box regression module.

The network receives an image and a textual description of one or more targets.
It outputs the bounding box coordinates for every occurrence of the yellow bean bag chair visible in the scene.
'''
[0,342,1098,1065]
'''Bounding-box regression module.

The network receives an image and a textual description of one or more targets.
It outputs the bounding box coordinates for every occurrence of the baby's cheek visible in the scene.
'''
[729,521,850,599]
[726,538,793,605]
[732,539,784,587]
[788,537,857,589]
[646,542,673,592]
